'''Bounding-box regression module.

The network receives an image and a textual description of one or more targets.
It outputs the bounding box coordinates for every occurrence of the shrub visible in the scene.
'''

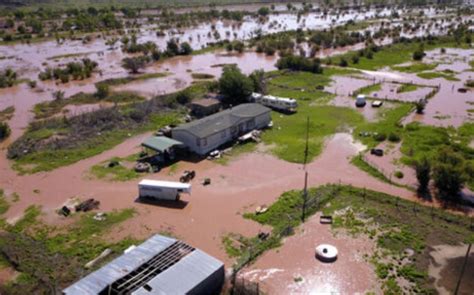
[394,171,404,179]
[95,83,109,99]
[388,132,401,142]
[0,122,10,141]
[374,133,387,141]
[176,90,192,105]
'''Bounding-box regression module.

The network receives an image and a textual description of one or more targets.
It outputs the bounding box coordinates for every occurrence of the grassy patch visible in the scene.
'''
[0,205,138,293]
[191,73,215,79]
[351,155,392,184]
[90,154,142,181]
[0,106,15,121]
[392,63,437,73]
[33,91,145,119]
[46,51,97,60]
[96,72,169,87]
[262,105,364,163]
[13,112,181,173]
[0,189,10,216]
[417,71,460,81]
[214,142,257,165]
[356,83,382,96]
[397,84,419,93]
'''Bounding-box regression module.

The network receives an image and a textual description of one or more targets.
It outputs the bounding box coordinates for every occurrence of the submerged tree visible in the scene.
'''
[122,56,149,74]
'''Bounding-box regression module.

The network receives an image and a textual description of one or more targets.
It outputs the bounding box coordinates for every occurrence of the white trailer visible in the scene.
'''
[138,179,191,201]
[250,92,297,112]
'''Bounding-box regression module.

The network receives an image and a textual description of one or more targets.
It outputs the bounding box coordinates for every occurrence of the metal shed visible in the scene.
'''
[141,136,185,154]
[63,235,224,295]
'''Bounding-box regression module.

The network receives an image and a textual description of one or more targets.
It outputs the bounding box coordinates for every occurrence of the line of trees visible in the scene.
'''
[415,146,471,203]
[38,58,98,83]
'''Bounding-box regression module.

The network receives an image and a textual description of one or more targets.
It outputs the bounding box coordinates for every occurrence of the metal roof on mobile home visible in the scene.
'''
[173,103,270,138]
[62,234,224,295]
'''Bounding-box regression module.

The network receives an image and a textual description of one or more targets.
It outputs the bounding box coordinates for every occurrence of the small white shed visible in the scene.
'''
[138,179,191,201]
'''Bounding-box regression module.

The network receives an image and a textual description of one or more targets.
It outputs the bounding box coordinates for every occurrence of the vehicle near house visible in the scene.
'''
[171,103,271,156]
[138,179,191,201]
[250,92,297,113]
[371,100,383,108]
[355,94,367,107]
[370,148,384,157]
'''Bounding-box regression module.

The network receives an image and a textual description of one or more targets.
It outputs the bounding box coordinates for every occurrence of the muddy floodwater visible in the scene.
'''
[429,244,474,295]
[241,213,378,294]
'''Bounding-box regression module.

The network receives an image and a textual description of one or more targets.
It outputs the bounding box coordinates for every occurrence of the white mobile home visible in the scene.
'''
[250,92,297,112]
[172,103,271,156]
[138,179,191,201]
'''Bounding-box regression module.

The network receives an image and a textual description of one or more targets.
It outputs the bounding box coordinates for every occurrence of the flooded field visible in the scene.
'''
[0,2,474,293]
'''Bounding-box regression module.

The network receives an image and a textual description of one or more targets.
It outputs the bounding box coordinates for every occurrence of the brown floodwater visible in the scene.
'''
[240,213,379,294]
[429,244,474,295]
[0,132,417,266]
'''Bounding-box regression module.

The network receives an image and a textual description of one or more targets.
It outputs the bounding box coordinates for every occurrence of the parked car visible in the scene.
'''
[370,148,384,157]
[355,94,366,107]
[371,100,383,108]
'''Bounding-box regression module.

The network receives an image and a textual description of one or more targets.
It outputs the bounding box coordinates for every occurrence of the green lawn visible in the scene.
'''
[391,63,438,73]
[397,84,419,93]
[262,104,364,163]
[356,83,382,95]
[417,71,460,81]
[13,112,181,173]
[89,154,143,181]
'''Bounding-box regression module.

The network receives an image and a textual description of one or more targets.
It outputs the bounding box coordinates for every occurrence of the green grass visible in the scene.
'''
[46,51,97,60]
[0,189,10,216]
[351,155,393,184]
[96,72,169,87]
[90,154,142,181]
[397,84,419,93]
[14,113,181,173]
[331,37,470,71]
[0,106,15,121]
[356,83,382,96]
[33,91,145,119]
[237,184,473,291]
[214,142,257,165]
[417,71,460,81]
[262,105,364,163]
[392,63,437,73]
[355,103,413,147]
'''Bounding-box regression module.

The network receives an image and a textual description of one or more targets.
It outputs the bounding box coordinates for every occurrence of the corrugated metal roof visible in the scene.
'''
[132,250,224,295]
[63,235,177,295]
[173,103,270,138]
[141,136,184,153]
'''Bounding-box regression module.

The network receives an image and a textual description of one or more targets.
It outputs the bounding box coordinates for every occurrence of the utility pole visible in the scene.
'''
[454,243,472,295]
[302,117,310,222]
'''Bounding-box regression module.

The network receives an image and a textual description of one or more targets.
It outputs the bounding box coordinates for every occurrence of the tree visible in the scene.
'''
[258,7,270,17]
[176,90,192,105]
[166,39,180,56]
[218,65,253,105]
[52,90,65,101]
[0,122,10,141]
[413,43,425,61]
[122,56,148,74]
[415,157,431,194]
[415,99,426,114]
[180,42,193,55]
[432,147,466,201]
[249,69,266,93]
[95,83,109,99]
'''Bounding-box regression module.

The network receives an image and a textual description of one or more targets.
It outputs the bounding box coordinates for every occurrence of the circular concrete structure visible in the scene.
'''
[315,244,338,262]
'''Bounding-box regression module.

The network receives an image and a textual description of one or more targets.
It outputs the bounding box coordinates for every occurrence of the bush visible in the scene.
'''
[95,83,109,99]
[394,171,404,179]
[176,90,192,105]
[415,157,430,194]
[0,68,17,88]
[374,133,387,141]
[276,54,323,74]
[0,122,10,141]
[388,132,401,142]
